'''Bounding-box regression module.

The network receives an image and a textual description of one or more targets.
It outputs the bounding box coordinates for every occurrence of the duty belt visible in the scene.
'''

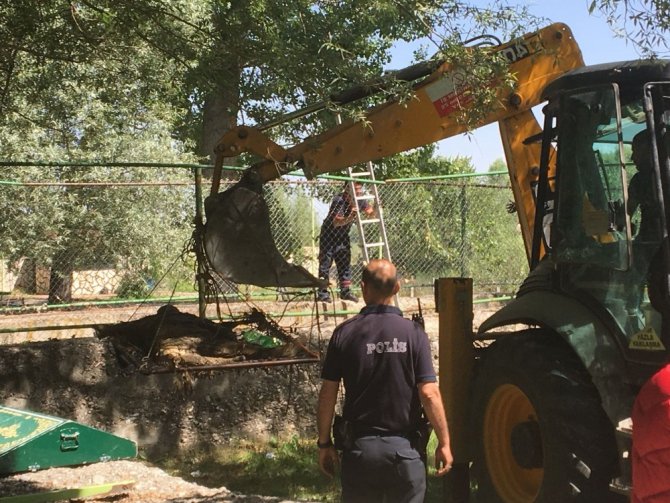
[351,424,411,439]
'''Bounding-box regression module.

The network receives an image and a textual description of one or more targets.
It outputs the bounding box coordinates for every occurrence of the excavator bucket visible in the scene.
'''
[203,171,327,288]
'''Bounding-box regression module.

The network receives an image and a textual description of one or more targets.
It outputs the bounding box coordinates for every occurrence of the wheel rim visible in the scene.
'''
[483,383,543,502]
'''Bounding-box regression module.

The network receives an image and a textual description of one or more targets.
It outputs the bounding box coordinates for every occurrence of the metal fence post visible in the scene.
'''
[194,166,207,319]
[459,185,468,277]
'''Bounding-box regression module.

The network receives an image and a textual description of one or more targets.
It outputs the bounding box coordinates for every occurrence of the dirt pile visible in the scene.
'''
[95,305,319,372]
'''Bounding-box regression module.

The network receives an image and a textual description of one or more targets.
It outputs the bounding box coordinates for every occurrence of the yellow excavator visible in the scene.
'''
[203,22,670,502]
[203,22,583,287]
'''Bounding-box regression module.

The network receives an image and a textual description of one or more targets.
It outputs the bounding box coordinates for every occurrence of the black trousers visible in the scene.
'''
[318,239,352,290]
[340,435,426,503]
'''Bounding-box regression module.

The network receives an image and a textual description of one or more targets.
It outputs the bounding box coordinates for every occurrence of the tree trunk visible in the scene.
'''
[48,251,73,304]
[15,258,36,294]
[200,91,237,165]
[198,56,241,174]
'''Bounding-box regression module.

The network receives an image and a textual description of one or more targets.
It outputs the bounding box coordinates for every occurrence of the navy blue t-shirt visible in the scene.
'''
[321,304,437,433]
[320,192,369,244]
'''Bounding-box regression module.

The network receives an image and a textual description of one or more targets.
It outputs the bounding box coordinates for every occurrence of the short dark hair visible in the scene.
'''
[362,266,397,297]
[633,128,650,145]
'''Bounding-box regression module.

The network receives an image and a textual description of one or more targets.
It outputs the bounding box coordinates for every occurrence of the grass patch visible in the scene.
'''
[158,434,446,502]
[159,436,340,502]
[425,432,446,503]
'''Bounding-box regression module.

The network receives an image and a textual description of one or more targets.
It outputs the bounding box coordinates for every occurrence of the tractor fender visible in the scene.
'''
[478,290,633,426]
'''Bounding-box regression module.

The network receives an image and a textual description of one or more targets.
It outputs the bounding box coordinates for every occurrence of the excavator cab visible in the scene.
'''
[473,60,670,502]
[538,61,670,353]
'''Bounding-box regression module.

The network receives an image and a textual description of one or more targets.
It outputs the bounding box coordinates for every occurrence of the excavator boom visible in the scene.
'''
[204,22,584,288]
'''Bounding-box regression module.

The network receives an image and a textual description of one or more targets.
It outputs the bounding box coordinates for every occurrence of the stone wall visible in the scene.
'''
[0,337,323,459]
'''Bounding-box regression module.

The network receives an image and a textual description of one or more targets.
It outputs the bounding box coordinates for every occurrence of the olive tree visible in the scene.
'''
[0,0,539,302]
[589,0,669,55]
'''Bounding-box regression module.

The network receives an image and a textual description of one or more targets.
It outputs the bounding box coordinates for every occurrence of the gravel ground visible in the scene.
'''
[1,460,315,502]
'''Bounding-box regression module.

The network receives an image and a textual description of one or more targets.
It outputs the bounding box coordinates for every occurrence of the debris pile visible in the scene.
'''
[95,305,319,372]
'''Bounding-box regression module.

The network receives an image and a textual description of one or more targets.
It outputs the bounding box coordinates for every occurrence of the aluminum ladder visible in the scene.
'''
[347,162,392,264]
[347,163,398,307]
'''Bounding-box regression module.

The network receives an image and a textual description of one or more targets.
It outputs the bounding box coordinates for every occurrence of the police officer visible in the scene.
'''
[316,259,452,502]
[317,182,373,303]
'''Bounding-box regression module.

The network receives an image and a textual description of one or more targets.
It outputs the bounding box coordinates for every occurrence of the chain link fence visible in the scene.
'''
[0,164,197,310]
[265,176,527,301]
[0,165,527,314]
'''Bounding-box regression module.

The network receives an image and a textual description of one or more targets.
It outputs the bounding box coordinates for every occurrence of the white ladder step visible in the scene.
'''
[346,157,397,307]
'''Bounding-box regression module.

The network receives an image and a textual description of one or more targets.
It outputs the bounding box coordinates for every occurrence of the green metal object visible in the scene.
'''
[241,329,282,348]
[0,406,137,475]
[0,481,135,503]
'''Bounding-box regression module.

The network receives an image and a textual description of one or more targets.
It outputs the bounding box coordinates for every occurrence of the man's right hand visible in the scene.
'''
[318,446,339,478]
[434,443,453,476]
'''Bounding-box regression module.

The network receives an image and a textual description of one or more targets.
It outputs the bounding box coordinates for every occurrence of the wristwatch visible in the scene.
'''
[317,438,333,448]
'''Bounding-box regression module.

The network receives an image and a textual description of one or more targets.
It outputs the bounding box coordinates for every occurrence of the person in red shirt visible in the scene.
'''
[632,362,670,502]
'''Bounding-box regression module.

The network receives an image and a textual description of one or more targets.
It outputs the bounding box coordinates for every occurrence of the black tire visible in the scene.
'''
[470,330,620,503]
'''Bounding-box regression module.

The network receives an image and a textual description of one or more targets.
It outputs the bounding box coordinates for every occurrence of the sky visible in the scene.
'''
[387,0,660,172]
